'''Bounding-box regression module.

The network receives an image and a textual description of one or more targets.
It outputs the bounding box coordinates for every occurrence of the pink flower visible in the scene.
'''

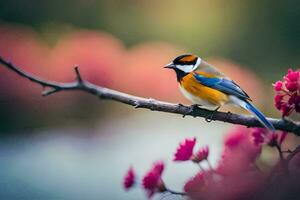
[173,138,196,161]
[285,69,299,83]
[274,94,284,109]
[273,69,300,117]
[123,167,136,191]
[192,145,209,163]
[142,161,166,198]
[274,81,283,91]
[173,138,210,163]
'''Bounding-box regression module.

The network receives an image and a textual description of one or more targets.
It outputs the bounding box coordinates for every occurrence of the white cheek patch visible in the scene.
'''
[176,57,202,73]
[195,57,202,69]
[176,64,195,73]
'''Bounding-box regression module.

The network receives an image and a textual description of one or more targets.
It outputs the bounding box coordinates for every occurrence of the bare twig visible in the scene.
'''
[165,188,186,196]
[0,56,299,135]
[275,143,284,161]
[286,145,300,163]
[74,65,83,83]
[269,144,300,182]
[206,159,214,171]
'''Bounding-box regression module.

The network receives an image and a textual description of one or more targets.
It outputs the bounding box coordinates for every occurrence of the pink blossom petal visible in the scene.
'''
[143,171,160,197]
[173,138,196,161]
[274,94,284,109]
[288,93,300,105]
[192,145,209,163]
[142,161,165,198]
[274,81,283,91]
[123,167,136,191]
[286,81,298,92]
[286,69,299,82]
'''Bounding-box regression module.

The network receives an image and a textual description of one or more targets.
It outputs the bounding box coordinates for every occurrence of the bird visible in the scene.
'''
[164,54,274,130]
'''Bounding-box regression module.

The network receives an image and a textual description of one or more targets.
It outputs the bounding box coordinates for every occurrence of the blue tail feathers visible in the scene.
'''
[245,101,275,130]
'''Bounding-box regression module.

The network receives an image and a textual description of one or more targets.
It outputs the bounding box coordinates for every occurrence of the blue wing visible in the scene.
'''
[193,73,274,130]
[193,73,251,101]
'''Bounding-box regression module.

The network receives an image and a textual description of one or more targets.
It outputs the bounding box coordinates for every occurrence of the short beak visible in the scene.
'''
[164,63,176,69]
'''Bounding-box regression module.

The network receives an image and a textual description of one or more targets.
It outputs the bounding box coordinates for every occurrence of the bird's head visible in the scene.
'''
[164,54,201,73]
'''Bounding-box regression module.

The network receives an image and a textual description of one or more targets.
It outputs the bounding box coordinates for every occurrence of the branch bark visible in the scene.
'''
[0,56,299,135]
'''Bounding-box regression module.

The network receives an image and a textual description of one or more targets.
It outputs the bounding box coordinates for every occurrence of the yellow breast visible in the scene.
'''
[180,73,229,106]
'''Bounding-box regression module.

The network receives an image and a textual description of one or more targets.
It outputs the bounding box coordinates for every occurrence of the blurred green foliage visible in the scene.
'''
[0,0,299,79]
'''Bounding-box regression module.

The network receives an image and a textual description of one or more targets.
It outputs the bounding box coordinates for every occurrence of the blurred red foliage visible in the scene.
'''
[0,24,265,108]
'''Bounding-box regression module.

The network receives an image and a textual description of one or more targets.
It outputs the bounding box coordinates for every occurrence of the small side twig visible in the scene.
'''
[165,188,186,196]
[275,143,284,161]
[206,159,214,171]
[74,65,83,84]
[269,144,300,181]
[42,88,61,96]
[286,145,300,163]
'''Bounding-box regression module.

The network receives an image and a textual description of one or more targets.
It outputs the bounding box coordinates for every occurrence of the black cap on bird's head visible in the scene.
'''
[164,54,201,73]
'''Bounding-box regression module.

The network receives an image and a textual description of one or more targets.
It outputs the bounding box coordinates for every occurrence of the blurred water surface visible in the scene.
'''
[0,110,231,200]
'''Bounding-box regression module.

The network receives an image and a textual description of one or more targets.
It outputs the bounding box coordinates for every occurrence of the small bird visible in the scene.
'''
[165,54,274,130]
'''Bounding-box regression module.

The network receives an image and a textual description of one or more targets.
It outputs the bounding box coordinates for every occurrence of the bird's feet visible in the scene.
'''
[181,104,201,118]
[176,103,187,117]
[186,104,201,118]
[205,106,221,122]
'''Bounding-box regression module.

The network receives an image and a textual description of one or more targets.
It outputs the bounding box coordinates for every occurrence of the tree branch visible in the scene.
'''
[0,56,299,135]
